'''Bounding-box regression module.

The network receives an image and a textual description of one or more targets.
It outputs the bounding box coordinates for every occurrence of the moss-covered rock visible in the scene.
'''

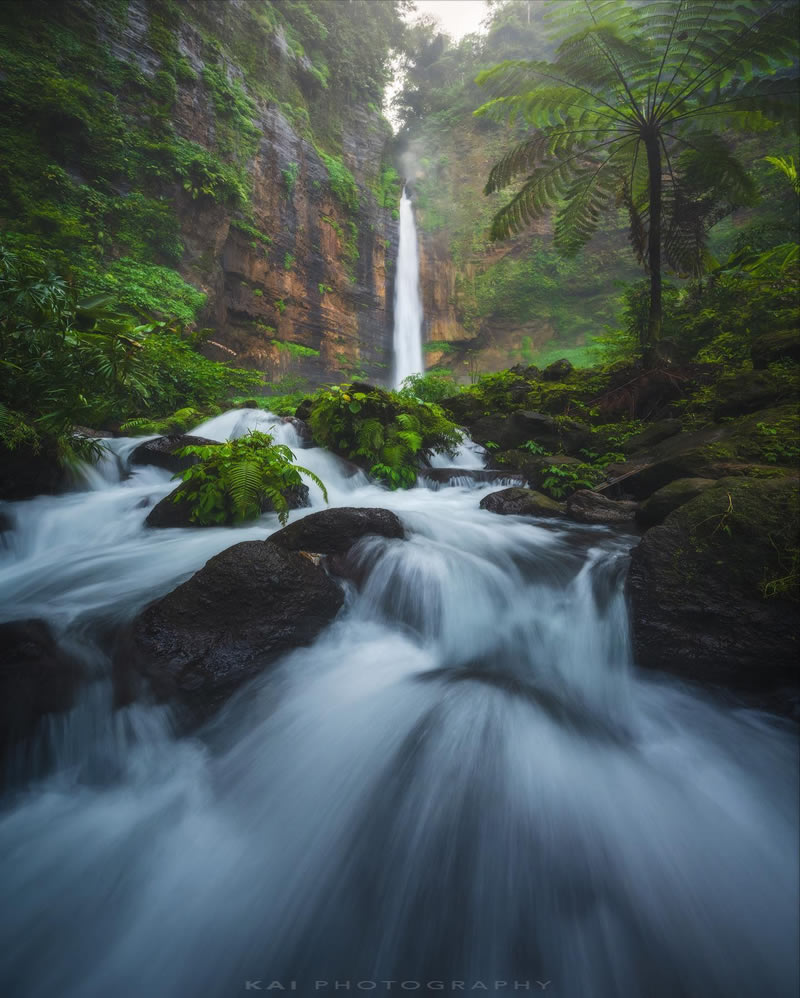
[607,405,799,498]
[470,411,592,455]
[636,477,716,528]
[628,476,800,711]
[479,488,565,518]
[751,329,800,370]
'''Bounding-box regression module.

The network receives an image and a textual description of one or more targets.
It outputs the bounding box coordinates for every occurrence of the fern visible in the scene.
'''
[172,431,327,526]
[476,0,799,349]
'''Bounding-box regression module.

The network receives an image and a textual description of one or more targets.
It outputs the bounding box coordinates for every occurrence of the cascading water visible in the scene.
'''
[0,408,797,998]
[392,187,424,388]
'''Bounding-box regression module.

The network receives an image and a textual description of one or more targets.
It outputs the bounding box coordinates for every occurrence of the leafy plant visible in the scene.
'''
[172,431,327,526]
[476,0,798,351]
[308,384,462,488]
[282,161,300,196]
[398,372,457,403]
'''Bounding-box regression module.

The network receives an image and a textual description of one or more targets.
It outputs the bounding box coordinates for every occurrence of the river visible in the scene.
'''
[0,408,797,998]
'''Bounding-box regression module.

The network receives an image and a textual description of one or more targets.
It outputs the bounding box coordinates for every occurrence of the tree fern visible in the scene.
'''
[476,0,799,350]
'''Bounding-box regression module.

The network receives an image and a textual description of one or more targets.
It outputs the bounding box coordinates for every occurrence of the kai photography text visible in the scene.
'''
[243,982,553,992]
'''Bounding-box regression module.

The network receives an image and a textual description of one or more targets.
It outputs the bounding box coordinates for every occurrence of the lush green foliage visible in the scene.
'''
[308,384,462,488]
[0,247,262,458]
[476,0,798,347]
[398,372,458,403]
[171,431,326,526]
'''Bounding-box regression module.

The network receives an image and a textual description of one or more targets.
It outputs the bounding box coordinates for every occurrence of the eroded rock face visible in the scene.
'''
[118,541,344,715]
[480,488,565,518]
[130,435,219,474]
[270,507,404,554]
[145,483,310,528]
[628,477,800,712]
[0,620,84,762]
[565,490,638,525]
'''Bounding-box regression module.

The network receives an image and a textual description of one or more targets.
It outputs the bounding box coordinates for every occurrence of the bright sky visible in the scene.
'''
[409,0,491,41]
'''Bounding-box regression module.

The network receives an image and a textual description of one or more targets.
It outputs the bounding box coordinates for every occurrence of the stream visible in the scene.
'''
[0,408,797,998]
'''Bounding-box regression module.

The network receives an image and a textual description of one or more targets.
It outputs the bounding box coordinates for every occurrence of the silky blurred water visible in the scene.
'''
[0,409,797,998]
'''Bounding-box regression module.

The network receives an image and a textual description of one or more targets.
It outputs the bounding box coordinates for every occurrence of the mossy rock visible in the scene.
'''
[479,487,565,518]
[713,370,797,418]
[751,329,800,370]
[637,477,716,528]
[628,476,800,710]
[607,405,799,499]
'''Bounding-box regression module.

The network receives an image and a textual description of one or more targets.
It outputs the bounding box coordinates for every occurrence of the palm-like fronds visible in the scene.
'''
[476,0,799,345]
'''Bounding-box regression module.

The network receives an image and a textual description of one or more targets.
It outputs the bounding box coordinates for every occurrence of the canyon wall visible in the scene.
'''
[0,0,404,388]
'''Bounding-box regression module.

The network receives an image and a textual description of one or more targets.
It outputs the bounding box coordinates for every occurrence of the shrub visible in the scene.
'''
[308,383,462,488]
[171,431,327,525]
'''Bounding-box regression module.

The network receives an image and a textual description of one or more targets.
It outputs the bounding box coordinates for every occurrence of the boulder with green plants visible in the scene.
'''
[306,383,462,489]
[145,431,325,528]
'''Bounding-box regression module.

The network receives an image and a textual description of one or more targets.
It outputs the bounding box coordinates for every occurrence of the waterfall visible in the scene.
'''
[392,187,424,388]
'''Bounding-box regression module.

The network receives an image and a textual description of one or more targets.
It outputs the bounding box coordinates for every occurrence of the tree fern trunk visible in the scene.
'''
[644,132,663,351]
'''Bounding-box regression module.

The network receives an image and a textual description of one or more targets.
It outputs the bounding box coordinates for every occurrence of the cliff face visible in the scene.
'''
[0,0,402,388]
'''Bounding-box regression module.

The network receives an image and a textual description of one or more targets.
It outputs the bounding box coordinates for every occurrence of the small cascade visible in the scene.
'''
[392,187,424,388]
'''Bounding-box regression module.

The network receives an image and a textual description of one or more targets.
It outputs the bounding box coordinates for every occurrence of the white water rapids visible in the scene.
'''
[392,187,424,388]
[0,408,797,998]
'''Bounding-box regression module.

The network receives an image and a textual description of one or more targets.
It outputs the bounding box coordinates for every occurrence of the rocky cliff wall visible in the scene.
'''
[0,0,402,389]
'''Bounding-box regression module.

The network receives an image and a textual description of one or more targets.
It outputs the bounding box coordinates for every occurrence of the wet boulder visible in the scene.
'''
[145,483,310,528]
[280,416,312,446]
[566,490,638,525]
[419,468,526,489]
[0,619,84,762]
[118,541,344,715]
[480,487,565,518]
[270,507,404,554]
[130,434,219,475]
[628,477,800,712]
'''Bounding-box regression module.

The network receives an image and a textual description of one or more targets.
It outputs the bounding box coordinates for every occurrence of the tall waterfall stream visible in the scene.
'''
[0,409,797,997]
[392,187,424,388]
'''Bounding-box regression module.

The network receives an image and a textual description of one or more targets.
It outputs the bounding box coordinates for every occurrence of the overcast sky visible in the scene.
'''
[409,0,491,41]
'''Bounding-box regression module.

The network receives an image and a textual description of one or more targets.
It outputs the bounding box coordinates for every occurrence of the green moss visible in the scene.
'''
[675,477,800,602]
[317,149,359,214]
[271,340,320,358]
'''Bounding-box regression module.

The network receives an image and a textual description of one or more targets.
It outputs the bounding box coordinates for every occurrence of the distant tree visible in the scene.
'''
[476,0,799,354]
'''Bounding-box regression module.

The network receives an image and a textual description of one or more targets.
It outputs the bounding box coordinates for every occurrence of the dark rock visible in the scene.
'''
[636,477,715,528]
[542,358,574,381]
[145,483,310,528]
[480,487,565,518]
[566,490,638,524]
[294,397,314,422]
[628,477,800,712]
[270,506,404,554]
[621,419,683,456]
[281,415,312,445]
[751,328,800,370]
[606,406,798,499]
[119,541,344,715]
[0,619,84,761]
[471,410,592,455]
[0,442,67,501]
[72,425,113,438]
[439,393,486,427]
[238,400,260,409]
[419,468,527,489]
[130,434,219,475]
